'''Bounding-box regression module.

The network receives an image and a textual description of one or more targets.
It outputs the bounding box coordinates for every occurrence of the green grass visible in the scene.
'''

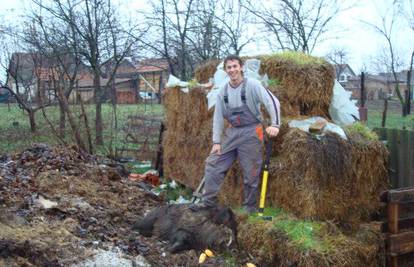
[274,219,324,251]
[244,207,329,252]
[344,122,379,141]
[221,251,238,266]
[267,78,281,87]
[187,79,199,88]
[366,110,414,130]
[263,51,326,65]
[0,103,164,155]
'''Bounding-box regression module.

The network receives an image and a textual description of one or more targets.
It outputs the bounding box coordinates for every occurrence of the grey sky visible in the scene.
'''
[0,0,412,75]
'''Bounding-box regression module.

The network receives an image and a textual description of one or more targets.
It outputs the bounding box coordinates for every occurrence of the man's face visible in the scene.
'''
[224,59,243,82]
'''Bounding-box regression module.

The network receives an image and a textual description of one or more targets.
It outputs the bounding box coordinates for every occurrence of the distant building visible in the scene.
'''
[6,53,60,104]
[345,74,393,100]
[334,64,356,84]
[135,58,169,102]
[7,53,172,105]
[70,58,140,104]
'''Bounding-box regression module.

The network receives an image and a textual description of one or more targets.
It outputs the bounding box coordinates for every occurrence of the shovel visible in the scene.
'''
[191,176,205,203]
[258,137,273,220]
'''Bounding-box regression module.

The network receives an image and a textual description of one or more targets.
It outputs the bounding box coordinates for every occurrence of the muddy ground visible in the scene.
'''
[0,144,246,267]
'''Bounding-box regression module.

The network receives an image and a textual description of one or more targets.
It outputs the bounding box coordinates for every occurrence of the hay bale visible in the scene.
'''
[163,87,213,189]
[194,52,335,118]
[266,125,389,225]
[163,87,244,204]
[163,87,389,225]
[237,213,385,267]
[194,59,221,84]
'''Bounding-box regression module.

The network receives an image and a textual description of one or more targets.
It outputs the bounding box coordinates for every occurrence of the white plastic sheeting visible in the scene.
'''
[166,74,189,88]
[329,80,359,125]
[288,116,347,140]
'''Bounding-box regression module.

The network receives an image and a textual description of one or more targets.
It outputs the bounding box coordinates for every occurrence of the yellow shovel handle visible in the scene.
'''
[258,170,269,216]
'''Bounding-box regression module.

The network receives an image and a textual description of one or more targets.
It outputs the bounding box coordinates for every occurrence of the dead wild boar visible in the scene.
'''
[132,204,238,253]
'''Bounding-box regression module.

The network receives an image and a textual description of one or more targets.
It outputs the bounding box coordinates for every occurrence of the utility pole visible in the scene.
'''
[359,72,368,122]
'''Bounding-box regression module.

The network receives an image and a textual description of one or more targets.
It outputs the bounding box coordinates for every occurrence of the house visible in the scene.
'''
[6,53,55,104]
[135,58,169,102]
[7,53,170,105]
[6,53,97,104]
[71,57,170,104]
[392,70,414,99]
[69,76,138,104]
[334,64,356,84]
[344,74,393,100]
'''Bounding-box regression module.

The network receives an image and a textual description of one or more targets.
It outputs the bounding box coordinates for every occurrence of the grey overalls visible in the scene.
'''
[202,79,263,212]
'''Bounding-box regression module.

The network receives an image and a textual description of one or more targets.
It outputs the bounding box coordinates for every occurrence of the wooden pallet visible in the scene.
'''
[381,187,414,267]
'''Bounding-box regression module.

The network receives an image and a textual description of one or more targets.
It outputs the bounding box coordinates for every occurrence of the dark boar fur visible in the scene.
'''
[132,204,238,253]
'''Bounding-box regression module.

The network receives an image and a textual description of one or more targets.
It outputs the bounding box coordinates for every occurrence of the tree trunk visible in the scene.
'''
[94,72,104,145]
[393,83,406,117]
[59,103,66,138]
[111,80,118,130]
[57,88,87,152]
[78,92,93,154]
[28,110,36,132]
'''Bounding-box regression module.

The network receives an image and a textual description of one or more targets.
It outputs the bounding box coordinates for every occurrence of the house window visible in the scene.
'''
[339,74,346,82]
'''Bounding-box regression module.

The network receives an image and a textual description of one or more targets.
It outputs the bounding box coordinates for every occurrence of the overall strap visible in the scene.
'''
[241,78,247,104]
[223,78,248,108]
[224,83,229,107]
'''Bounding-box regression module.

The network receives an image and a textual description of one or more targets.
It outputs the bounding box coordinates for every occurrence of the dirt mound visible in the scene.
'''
[0,144,202,266]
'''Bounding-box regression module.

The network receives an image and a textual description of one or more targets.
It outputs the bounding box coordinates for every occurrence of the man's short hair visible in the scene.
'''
[223,55,243,68]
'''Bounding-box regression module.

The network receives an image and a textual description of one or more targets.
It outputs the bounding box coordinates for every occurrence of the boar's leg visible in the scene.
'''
[168,228,192,253]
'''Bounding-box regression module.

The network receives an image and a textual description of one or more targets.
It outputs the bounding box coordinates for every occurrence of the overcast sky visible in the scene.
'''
[1,0,413,75]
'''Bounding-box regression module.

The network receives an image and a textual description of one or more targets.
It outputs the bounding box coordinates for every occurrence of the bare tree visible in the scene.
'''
[144,0,196,80]
[216,0,253,55]
[403,0,414,114]
[144,0,250,80]
[186,0,224,61]
[326,47,350,81]
[31,0,138,145]
[243,0,341,54]
[365,1,407,116]
[0,36,51,132]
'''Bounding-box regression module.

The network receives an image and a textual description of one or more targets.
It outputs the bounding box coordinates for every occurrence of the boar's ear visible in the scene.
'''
[213,207,235,225]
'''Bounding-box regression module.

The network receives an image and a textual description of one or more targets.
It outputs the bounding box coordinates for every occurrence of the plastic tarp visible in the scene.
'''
[166,74,189,88]
[329,80,359,126]
[288,116,347,140]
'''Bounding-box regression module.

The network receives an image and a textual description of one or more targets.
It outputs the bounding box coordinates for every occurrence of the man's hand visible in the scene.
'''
[266,126,279,137]
[210,144,221,155]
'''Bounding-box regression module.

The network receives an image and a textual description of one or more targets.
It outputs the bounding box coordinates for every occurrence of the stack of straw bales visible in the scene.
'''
[194,54,335,118]
[163,53,389,225]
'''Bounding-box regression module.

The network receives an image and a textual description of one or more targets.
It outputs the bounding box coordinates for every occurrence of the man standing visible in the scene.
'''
[194,55,281,213]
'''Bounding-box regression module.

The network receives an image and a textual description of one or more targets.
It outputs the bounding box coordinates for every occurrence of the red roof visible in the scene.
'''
[136,58,168,73]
